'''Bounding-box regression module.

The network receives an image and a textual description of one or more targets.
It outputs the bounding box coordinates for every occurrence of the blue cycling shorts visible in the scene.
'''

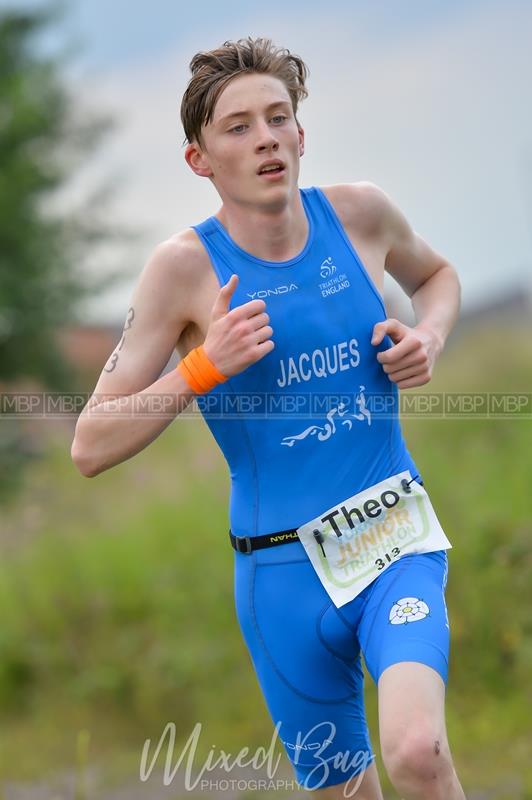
[234,540,450,791]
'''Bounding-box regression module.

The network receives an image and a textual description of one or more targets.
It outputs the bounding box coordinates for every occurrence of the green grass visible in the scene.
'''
[0,319,531,798]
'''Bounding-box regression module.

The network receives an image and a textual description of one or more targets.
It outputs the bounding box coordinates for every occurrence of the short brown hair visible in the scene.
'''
[180,36,309,148]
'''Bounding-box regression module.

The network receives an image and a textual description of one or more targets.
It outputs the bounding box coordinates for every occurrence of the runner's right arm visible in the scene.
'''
[70,237,200,477]
[71,237,274,478]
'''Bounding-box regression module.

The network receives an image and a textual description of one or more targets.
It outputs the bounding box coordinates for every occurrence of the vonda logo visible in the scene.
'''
[320,256,336,278]
[246,284,298,299]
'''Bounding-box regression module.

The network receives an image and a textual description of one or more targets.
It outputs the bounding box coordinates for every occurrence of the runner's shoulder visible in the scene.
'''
[149,227,208,286]
[317,180,395,237]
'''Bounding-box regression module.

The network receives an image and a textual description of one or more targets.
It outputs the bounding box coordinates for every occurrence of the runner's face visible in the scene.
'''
[193,73,304,205]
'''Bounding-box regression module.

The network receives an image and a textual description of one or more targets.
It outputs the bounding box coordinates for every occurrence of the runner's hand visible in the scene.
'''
[203,274,275,377]
[371,319,441,389]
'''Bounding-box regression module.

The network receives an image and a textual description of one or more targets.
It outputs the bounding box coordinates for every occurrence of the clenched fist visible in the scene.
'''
[372,318,442,389]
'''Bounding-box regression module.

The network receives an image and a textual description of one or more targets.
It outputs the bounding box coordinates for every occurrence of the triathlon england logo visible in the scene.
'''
[318,256,350,298]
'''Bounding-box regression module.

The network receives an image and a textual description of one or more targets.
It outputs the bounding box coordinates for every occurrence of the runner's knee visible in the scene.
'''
[382,725,454,788]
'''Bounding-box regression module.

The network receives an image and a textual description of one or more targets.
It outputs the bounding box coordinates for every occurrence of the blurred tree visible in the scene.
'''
[0,1,141,503]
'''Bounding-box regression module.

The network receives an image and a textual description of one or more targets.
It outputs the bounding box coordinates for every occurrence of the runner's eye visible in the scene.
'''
[229,115,287,134]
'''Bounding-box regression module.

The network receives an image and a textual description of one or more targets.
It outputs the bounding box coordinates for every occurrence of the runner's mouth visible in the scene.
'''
[257,166,286,179]
[257,159,286,176]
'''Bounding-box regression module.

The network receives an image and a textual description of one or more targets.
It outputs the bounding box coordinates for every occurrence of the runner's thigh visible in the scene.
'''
[357,550,450,688]
[234,542,378,792]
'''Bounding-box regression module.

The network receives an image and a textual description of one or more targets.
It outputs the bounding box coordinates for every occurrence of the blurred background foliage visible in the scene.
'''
[0,2,140,504]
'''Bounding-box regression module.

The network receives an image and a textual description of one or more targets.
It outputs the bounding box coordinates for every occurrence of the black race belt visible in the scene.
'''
[229,528,300,554]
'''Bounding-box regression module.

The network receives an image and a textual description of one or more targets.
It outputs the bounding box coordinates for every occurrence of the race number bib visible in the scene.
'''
[296,470,452,608]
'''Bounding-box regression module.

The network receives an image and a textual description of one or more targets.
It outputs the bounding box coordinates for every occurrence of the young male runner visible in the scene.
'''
[72,37,465,799]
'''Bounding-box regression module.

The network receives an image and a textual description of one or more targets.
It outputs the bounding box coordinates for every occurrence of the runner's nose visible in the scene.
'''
[255,122,280,153]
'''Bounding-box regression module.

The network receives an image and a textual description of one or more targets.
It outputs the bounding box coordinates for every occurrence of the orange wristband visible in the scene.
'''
[177,345,228,394]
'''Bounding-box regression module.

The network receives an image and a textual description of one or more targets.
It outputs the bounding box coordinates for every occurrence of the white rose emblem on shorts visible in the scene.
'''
[389,597,429,625]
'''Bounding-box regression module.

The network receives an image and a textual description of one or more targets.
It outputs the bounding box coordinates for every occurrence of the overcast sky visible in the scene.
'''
[7,0,532,323]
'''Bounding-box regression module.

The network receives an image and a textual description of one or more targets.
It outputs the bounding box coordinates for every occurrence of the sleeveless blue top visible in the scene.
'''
[191,186,421,537]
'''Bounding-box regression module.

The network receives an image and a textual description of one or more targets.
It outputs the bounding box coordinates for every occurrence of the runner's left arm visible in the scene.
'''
[380,192,461,354]
[369,185,461,388]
